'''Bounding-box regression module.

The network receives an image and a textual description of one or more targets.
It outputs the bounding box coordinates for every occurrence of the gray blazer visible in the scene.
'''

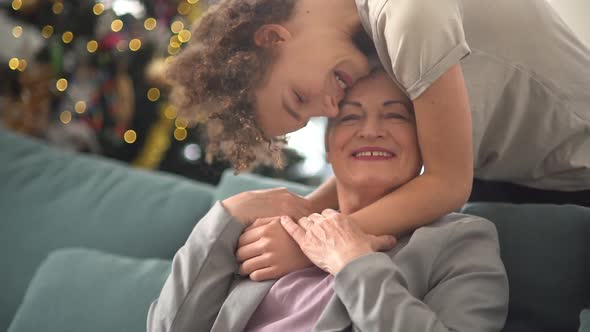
[147,202,509,332]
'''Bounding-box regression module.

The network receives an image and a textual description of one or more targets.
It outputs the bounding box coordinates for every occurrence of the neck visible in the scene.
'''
[336,181,392,215]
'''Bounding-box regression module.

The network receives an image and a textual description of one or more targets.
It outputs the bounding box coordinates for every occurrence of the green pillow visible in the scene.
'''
[213,169,314,201]
[581,309,590,332]
[0,129,214,331]
[461,203,590,332]
[8,248,171,332]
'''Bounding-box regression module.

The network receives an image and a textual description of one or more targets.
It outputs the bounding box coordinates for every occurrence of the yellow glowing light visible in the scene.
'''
[124,130,137,144]
[42,25,54,38]
[164,105,177,119]
[167,45,180,55]
[170,21,184,34]
[87,40,98,53]
[175,118,189,129]
[147,88,161,102]
[12,0,22,11]
[52,2,64,14]
[178,30,191,43]
[93,3,104,15]
[174,128,188,141]
[8,58,19,70]
[62,31,74,44]
[60,111,72,124]
[177,2,191,15]
[187,0,199,4]
[164,56,174,65]
[116,40,127,52]
[17,59,27,72]
[129,38,141,51]
[12,26,23,38]
[75,101,87,114]
[111,19,123,32]
[56,78,68,92]
[144,18,157,30]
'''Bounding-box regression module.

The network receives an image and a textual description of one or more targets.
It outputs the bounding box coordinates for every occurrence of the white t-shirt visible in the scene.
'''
[356,0,590,191]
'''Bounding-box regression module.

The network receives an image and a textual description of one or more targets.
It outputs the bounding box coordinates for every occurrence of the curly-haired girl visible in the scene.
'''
[168,0,590,281]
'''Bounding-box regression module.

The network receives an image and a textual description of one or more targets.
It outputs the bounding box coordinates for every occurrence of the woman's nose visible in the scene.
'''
[359,118,385,139]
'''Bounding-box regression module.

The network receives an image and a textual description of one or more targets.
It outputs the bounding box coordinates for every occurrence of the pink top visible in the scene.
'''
[244,266,335,332]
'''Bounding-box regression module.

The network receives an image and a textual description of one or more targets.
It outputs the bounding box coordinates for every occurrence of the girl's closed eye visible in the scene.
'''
[339,114,361,123]
[384,112,408,121]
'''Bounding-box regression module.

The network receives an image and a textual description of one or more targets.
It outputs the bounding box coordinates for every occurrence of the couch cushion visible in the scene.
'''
[0,129,214,331]
[581,309,590,332]
[461,203,590,332]
[213,169,314,201]
[7,248,170,332]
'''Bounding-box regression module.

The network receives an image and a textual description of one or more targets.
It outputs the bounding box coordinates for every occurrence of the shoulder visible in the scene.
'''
[413,213,499,248]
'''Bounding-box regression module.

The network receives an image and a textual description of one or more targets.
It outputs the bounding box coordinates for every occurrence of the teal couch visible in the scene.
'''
[1,128,589,332]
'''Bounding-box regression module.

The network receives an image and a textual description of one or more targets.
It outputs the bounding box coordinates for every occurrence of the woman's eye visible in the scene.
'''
[384,113,407,120]
[340,115,360,122]
[295,91,304,103]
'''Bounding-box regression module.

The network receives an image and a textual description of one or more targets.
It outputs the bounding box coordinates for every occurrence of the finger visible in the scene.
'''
[249,266,280,282]
[281,216,306,245]
[237,226,265,248]
[297,216,314,231]
[308,213,325,223]
[321,209,339,218]
[371,235,397,252]
[236,241,263,263]
[239,254,271,276]
[247,217,276,230]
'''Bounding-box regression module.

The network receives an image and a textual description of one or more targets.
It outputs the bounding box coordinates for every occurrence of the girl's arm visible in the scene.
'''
[309,64,473,236]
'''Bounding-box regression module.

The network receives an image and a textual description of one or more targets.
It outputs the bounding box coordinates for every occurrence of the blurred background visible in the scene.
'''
[1,0,588,187]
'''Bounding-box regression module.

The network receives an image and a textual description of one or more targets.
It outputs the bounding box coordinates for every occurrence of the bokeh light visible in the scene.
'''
[56,78,68,92]
[111,19,123,32]
[129,39,142,51]
[144,18,157,30]
[124,130,137,144]
[12,26,23,38]
[93,3,105,15]
[41,25,54,38]
[87,40,98,53]
[62,31,74,44]
[147,88,161,102]
[60,111,72,124]
[174,128,187,141]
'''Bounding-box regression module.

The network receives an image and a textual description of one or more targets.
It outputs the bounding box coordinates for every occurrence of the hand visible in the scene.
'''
[236,217,313,281]
[222,188,313,226]
[281,209,397,275]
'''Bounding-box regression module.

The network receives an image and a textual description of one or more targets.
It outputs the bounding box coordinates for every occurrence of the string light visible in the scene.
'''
[164,105,177,119]
[174,128,188,141]
[178,30,191,43]
[147,88,161,102]
[175,118,188,129]
[129,39,141,51]
[56,78,68,92]
[60,111,72,124]
[12,0,22,11]
[41,25,54,38]
[167,45,180,55]
[93,3,105,15]
[177,2,191,15]
[62,31,74,44]
[75,101,86,114]
[12,26,23,38]
[170,21,184,34]
[52,2,64,14]
[17,59,27,72]
[8,58,20,70]
[124,130,137,144]
[87,40,98,53]
[144,18,157,31]
[111,19,123,32]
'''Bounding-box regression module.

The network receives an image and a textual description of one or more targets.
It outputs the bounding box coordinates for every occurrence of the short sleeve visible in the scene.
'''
[356,0,471,100]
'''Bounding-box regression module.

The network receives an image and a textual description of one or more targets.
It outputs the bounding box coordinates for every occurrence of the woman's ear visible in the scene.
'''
[254,24,292,48]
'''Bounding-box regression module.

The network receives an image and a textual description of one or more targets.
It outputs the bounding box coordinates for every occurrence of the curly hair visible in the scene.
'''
[167,0,297,172]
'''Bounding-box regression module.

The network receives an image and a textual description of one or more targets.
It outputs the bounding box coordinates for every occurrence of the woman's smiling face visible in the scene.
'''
[326,70,422,192]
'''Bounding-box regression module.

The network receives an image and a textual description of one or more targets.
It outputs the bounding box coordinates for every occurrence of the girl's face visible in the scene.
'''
[253,0,371,137]
[326,71,422,193]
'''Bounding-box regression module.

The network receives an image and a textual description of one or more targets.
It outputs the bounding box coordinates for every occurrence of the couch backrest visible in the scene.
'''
[0,129,215,331]
[462,203,590,331]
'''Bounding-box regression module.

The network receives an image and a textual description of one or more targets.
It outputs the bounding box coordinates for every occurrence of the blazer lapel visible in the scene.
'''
[211,277,275,332]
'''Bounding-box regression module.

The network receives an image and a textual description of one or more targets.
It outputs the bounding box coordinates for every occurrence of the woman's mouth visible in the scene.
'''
[351,147,396,160]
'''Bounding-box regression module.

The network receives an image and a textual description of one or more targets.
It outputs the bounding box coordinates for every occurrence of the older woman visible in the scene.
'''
[147,70,509,332]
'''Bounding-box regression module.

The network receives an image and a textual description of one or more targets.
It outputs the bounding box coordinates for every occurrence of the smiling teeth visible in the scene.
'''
[336,74,347,89]
[355,151,393,157]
